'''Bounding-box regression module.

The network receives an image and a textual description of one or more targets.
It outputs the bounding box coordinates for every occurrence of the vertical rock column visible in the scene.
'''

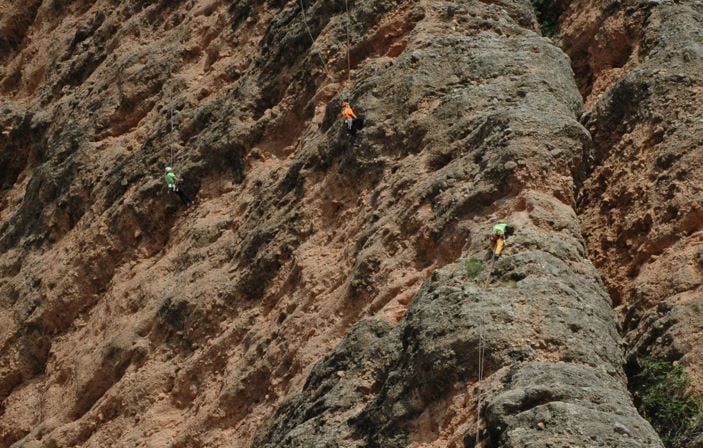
[254,1,663,446]
[560,0,703,407]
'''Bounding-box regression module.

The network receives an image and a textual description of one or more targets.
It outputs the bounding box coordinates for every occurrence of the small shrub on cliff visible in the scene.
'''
[631,357,703,447]
[464,257,484,279]
[531,0,560,36]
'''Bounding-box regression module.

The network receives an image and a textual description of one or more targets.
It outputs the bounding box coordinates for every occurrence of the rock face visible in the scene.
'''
[0,0,680,447]
[559,0,703,405]
[252,0,662,446]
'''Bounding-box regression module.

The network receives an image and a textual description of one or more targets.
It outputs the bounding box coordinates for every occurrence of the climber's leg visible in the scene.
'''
[495,238,505,256]
[176,188,191,206]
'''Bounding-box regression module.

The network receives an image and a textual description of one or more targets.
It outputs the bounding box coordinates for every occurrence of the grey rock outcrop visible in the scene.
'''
[254,1,663,446]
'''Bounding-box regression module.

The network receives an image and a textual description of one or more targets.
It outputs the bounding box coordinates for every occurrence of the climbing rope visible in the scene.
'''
[169,62,175,169]
[344,0,352,86]
[298,0,354,93]
[475,251,496,445]
[299,0,332,79]
[475,312,485,445]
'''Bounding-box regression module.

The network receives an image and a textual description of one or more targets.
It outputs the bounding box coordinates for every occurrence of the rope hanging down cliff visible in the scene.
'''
[475,311,486,445]
[298,0,354,88]
[168,62,176,168]
[162,63,192,207]
[300,0,363,138]
[344,0,352,86]
[298,0,332,79]
[474,253,494,445]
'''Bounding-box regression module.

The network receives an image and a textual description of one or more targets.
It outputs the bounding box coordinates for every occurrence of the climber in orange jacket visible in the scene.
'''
[341,100,364,137]
[341,100,356,131]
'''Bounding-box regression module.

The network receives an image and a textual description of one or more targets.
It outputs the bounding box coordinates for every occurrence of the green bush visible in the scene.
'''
[464,257,484,279]
[632,357,703,447]
[531,0,560,37]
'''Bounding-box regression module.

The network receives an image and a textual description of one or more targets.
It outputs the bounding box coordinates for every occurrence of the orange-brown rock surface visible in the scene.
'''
[0,0,693,447]
[560,0,703,401]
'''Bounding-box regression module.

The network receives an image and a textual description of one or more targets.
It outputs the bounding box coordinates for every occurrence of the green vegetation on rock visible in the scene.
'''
[631,357,703,447]
[464,257,484,279]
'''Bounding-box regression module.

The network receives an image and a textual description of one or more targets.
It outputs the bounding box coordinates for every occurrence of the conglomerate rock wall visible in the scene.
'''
[559,0,703,419]
[0,0,690,447]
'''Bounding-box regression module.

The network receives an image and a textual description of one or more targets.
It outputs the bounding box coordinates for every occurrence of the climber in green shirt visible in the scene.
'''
[165,167,176,187]
[164,167,192,206]
[489,223,514,257]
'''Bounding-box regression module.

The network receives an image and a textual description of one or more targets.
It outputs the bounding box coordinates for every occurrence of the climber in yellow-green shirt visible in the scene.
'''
[489,223,514,257]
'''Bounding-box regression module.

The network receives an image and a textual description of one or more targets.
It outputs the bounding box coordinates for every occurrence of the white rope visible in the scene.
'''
[475,313,486,445]
[344,0,352,86]
[299,0,332,78]
[169,62,175,168]
[475,251,495,445]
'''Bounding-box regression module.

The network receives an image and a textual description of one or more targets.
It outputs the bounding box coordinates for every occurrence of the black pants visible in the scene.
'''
[169,186,192,206]
[346,117,365,136]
